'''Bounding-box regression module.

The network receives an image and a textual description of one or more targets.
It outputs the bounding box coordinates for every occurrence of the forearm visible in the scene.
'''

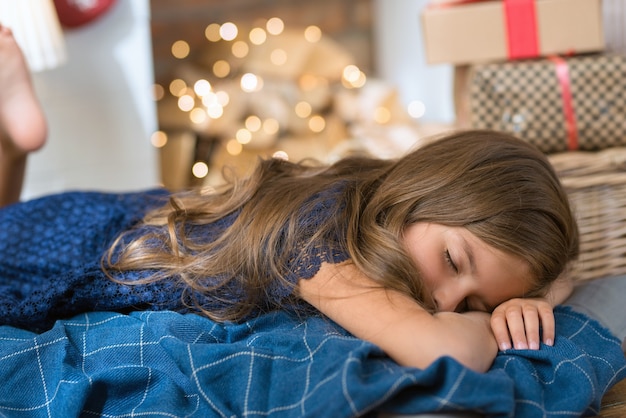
[298,262,498,372]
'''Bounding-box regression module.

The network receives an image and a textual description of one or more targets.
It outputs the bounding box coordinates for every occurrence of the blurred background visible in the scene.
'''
[20,0,453,199]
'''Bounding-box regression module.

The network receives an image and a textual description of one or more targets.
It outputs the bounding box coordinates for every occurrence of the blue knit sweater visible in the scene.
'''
[0,188,349,331]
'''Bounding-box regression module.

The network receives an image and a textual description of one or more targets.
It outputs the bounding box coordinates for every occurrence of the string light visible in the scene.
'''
[408,100,426,119]
[245,115,262,132]
[249,27,267,45]
[304,25,322,43]
[205,23,221,42]
[192,162,209,179]
[270,48,288,66]
[194,79,212,97]
[171,40,190,59]
[150,131,168,148]
[190,108,207,124]
[295,101,312,118]
[273,150,289,160]
[309,115,326,133]
[178,94,195,112]
[232,41,249,58]
[213,60,231,78]
[169,79,187,97]
[263,118,280,135]
[266,17,284,35]
[241,73,263,92]
[236,128,252,144]
[226,139,243,155]
[220,22,238,41]
[206,103,224,119]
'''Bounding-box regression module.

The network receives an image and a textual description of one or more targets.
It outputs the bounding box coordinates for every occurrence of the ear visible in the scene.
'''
[53,0,117,28]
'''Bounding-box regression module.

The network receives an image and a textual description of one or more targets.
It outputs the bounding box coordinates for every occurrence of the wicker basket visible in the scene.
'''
[549,147,626,282]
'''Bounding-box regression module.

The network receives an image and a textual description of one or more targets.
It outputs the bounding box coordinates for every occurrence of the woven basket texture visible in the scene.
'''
[549,147,626,282]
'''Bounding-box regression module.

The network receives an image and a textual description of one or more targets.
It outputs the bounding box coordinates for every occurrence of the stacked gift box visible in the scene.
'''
[420,0,626,154]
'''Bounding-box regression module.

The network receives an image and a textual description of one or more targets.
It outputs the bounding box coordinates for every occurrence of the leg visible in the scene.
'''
[0,25,48,207]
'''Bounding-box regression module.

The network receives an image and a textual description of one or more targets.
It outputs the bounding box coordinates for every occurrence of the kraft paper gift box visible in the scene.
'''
[421,0,605,65]
[455,54,626,154]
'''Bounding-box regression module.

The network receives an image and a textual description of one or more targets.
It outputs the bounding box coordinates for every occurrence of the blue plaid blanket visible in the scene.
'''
[0,306,624,417]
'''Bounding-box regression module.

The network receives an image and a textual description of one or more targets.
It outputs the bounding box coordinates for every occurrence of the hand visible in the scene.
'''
[490,298,555,351]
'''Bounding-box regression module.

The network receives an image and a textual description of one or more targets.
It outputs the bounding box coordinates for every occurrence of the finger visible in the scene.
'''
[504,307,529,350]
[490,310,512,351]
[521,305,541,350]
[538,304,556,346]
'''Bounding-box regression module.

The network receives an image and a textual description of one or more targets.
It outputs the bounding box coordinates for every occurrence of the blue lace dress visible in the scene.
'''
[0,188,350,332]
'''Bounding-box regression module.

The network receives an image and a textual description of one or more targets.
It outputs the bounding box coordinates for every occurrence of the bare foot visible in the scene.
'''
[0,25,47,156]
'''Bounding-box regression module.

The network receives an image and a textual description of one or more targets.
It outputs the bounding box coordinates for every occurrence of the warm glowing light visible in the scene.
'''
[236,128,252,144]
[226,139,243,155]
[374,107,391,124]
[150,131,168,148]
[273,150,289,160]
[241,73,263,92]
[298,74,327,91]
[245,115,262,132]
[152,84,165,101]
[213,60,231,78]
[169,79,187,97]
[263,118,280,135]
[343,65,361,83]
[220,22,238,41]
[342,65,367,88]
[232,41,249,58]
[207,103,224,119]
[215,91,230,106]
[205,23,221,42]
[309,115,326,133]
[408,100,426,118]
[304,26,322,43]
[295,101,312,118]
[266,18,284,35]
[194,79,212,97]
[178,95,195,112]
[190,108,208,124]
[171,40,190,59]
[249,27,267,45]
[351,72,367,88]
[270,48,288,66]
[192,162,209,179]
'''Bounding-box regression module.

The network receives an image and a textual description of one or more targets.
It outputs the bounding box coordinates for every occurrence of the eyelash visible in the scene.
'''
[444,250,458,273]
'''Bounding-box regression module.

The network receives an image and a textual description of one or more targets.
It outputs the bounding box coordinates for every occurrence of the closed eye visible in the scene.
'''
[444,249,458,273]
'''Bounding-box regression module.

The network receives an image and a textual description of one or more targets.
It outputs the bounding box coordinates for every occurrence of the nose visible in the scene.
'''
[433,284,466,312]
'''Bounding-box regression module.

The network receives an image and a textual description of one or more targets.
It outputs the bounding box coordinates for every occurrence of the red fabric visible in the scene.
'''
[53,0,117,28]
[549,56,579,150]
[503,0,539,59]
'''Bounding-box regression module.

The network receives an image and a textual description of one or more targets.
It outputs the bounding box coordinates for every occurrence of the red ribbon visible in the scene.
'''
[549,56,579,150]
[503,0,539,59]
[428,0,540,59]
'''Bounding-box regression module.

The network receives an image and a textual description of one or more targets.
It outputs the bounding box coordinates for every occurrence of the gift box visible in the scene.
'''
[455,54,626,153]
[421,0,605,65]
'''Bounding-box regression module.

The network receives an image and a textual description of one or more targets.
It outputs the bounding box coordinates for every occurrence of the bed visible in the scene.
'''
[0,149,625,417]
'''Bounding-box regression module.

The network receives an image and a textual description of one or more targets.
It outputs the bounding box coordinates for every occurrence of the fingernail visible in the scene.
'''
[545,338,554,346]
[500,342,511,351]
[529,341,539,350]
[515,341,528,350]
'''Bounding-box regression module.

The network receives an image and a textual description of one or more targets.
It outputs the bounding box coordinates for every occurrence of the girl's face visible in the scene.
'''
[403,222,533,313]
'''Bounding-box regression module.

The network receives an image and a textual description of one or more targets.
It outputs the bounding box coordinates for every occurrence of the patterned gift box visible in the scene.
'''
[456,54,626,154]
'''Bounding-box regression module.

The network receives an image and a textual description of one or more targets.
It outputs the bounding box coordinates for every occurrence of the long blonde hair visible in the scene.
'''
[103,130,579,321]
